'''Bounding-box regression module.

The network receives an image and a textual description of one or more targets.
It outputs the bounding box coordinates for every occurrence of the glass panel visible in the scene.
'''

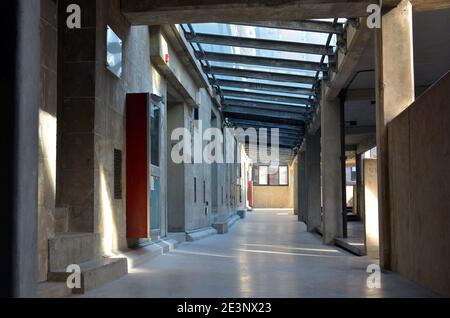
[269,166,279,185]
[279,166,289,185]
[106,26,122,78]
[150,176,160,230]
[150,103,160,167]
[258,166,268,185]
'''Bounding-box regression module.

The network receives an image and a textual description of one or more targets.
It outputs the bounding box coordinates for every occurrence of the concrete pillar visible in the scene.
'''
[375,0,415,268]
[356,154,365,221]
[321,83,343,244]
[56,0,97,233]
[305,132,322,232]
[298,151,307,223]
[1,1,40,297]
[363,159,379,259]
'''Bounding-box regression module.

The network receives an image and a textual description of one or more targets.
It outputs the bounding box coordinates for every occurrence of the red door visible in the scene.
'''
[126,93,150,238]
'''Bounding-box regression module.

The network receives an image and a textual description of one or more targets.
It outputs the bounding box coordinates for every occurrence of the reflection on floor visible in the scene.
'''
[80,210,435,298]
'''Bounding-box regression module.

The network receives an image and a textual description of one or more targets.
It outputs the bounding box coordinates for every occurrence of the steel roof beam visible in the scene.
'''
[223,99,310,114]
[233,20,344,34]
[185,32,333,55]
[195,51,327,72]
[211,79,315,96]
[222,90,313,106]
[203,66,316,84]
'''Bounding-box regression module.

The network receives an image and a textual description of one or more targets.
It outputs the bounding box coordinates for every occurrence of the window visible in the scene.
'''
[279,166,289,185]
[258,166,269,185]
[269,166,279,185]
[254,165,289,186]
[150,103,160,167]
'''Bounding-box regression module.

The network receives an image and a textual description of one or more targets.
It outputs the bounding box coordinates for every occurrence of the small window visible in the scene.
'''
[258,166,269,185]
[279,166,289,186]
[269,166,279,185]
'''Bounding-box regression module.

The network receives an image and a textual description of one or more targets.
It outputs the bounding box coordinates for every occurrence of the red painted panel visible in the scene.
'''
[126,93,149,238]
[248,181,253,208]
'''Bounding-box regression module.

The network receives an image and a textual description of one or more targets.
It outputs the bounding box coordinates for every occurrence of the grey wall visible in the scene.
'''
[388,71,450,297]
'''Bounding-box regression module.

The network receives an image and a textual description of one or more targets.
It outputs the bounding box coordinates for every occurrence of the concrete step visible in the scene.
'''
[335,238,366,256]
[48,257,127,294]
[123,238,181,269]
[48,233,100,272]
[38,282,72,298]
[186,227,218,241]
[227,214,241,229]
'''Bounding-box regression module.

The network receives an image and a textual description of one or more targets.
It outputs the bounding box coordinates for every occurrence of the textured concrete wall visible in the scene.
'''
[388,71,450,297]
[253,164,295,209]
[38,0,58,282]
[94,0,153,254]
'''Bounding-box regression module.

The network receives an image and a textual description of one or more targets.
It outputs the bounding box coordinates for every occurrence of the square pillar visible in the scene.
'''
[298,151,307,223]
[375,0,415,268]
[321,83,343,244]
[305,132,322,232]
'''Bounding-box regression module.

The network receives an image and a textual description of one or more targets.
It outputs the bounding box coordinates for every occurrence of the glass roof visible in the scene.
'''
[181,20,345,153]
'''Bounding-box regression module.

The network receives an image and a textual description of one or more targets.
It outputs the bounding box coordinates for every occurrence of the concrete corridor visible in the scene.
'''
[81,210,435,298]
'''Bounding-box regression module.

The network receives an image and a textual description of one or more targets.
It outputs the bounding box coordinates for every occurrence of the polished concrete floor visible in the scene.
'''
[82,209,436,298]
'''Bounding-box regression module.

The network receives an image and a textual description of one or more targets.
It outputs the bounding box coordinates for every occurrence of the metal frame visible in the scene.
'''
[181,20,342,158]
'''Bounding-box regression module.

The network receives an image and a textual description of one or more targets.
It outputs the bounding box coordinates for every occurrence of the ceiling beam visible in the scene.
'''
[233,20,344,34]
[185,32,333,55]
[121,1,401,25]
[345,125,376,135]
[229,119,304,131]
[223,105,306,122]
[222,90,313,105]
[411,0,450,11]
[195,51,327,71]
[204,66,316,84]
[326,17,371,99]
[224,111,305,126]
[212,79,315,96]
[223,99,309,114]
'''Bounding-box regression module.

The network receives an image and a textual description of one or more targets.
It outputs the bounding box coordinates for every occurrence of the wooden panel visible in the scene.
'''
[126,93,149,238]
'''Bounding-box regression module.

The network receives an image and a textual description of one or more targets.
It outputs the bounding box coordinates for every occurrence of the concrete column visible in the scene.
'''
[363,159,379,259]
[321,83,343,244]
[375,0,415,268]
[305,132,322,232]
[1,1,40,297]
[356,154,365,221]
[56,0,97,232]
[298,151,307,223]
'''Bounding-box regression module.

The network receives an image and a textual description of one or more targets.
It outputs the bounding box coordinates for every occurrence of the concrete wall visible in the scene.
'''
[38,0,58,282]
[253,164,295,209]
[38,0,240,281]
[94,0,154,255]
[388,71,450,297]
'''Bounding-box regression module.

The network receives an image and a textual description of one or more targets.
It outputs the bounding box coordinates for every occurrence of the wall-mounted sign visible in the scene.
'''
[106,26,122,78]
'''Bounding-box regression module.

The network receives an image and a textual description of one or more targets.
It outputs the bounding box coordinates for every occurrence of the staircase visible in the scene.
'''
[41,233,127,296]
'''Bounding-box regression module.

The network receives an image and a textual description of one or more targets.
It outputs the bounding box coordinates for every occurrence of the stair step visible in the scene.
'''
[38,282,72,298]
[48,257,127,294]
[48,233,100,272]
